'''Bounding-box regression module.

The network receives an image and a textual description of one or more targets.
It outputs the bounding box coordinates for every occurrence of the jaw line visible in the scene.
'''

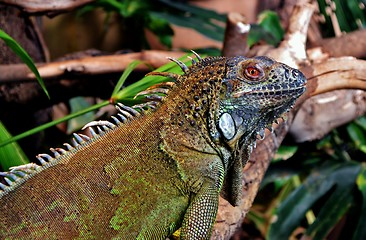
[232,86,306,98]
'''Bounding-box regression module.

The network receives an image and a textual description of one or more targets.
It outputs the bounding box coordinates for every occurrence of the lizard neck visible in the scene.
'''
[158,57,232,187]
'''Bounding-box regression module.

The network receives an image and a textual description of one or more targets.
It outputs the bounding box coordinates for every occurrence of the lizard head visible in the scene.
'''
[217,56,306,147]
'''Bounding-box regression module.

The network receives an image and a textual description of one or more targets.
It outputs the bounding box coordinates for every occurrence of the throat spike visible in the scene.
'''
[257,129,266,140]
[97,126,104,135]
[266,125,274,133]
[71,137,79,147]
[281,114,288,121]
[116,103,140,117]
[3,177,12,185]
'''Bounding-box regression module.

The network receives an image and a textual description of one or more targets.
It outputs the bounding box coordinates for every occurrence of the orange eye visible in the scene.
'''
[244,65,263,80]
[244,66,262,79]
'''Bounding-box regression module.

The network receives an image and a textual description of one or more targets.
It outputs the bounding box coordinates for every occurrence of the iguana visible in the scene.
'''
[0,53,306,239]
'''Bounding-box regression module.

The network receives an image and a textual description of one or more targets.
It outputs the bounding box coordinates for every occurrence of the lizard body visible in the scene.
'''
[0,54,306,239]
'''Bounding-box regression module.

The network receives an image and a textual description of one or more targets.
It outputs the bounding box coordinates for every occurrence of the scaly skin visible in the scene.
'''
[0,55,306,239]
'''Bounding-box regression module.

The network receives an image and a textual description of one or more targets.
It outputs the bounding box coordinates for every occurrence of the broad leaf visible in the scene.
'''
[268,162,361,240]
[353,165,366,240]
[0,29,49,99]
[0,121,29,170]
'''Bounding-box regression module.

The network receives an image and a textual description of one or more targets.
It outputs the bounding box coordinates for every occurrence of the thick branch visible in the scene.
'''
[314,29,366,59]
[222,12,250,57]
[0,50,185,83]
[300,57,366,97]
[291,90,366,142]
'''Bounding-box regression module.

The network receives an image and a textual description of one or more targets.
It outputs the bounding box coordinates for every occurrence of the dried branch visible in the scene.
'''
[0,50,185,83]
[291,90,366,142]
[222,12,250,57]
[300,57,366,97]
[313,29,366,59]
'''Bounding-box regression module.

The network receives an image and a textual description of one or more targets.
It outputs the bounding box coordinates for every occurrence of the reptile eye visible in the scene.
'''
[244,66,262,79]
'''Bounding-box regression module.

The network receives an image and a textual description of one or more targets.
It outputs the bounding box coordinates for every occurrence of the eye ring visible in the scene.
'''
[244,65,262,79]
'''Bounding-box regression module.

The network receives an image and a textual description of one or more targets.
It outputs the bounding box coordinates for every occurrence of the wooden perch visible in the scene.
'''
[314,29,366,59]
[0,50,185,83]
[222,12,250,57]
[301,57,366,96]
[290,58,366,142]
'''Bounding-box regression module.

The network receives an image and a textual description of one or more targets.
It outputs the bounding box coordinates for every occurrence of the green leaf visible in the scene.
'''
[332,0,352,32]
[346,0,366,27]
[246,210,266,236]
[347,122,366,148]
[355,116,366,131]
[360,145,366,154]
[0,53,197,148]
[151,11,224,42]
[147,13,174,48]
[305,182,354,240]
[113,53,193,101]
[0,29,49,99]
[123,0,148,17]
[268,162,361,240]
[247,24,279,47]
[273,145,298,162]
[247,11,284,47]
[0,101,109,148]
[258,11,284,42]
[353,165,366,240]
[111,60,144,97]
[0,121,29,170]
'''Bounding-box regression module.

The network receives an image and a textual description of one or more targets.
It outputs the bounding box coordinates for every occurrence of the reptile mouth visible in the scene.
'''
[233,85,306,98]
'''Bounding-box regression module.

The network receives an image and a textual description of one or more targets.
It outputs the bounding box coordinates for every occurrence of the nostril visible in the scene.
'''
[295,70,307,85]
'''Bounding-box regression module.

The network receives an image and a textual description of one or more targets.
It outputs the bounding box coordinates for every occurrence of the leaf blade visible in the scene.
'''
[0,29,49,99]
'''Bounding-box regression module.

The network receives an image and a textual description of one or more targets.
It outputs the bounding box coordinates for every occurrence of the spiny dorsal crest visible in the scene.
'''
[0,52,206,197]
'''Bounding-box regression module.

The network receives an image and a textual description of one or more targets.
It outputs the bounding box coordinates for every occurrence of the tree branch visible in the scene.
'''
[0,50,185,83]
[314,29,366,59]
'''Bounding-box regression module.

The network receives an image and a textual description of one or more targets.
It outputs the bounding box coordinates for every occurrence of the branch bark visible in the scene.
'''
[0,50,185,83]
[313,29,366,59]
